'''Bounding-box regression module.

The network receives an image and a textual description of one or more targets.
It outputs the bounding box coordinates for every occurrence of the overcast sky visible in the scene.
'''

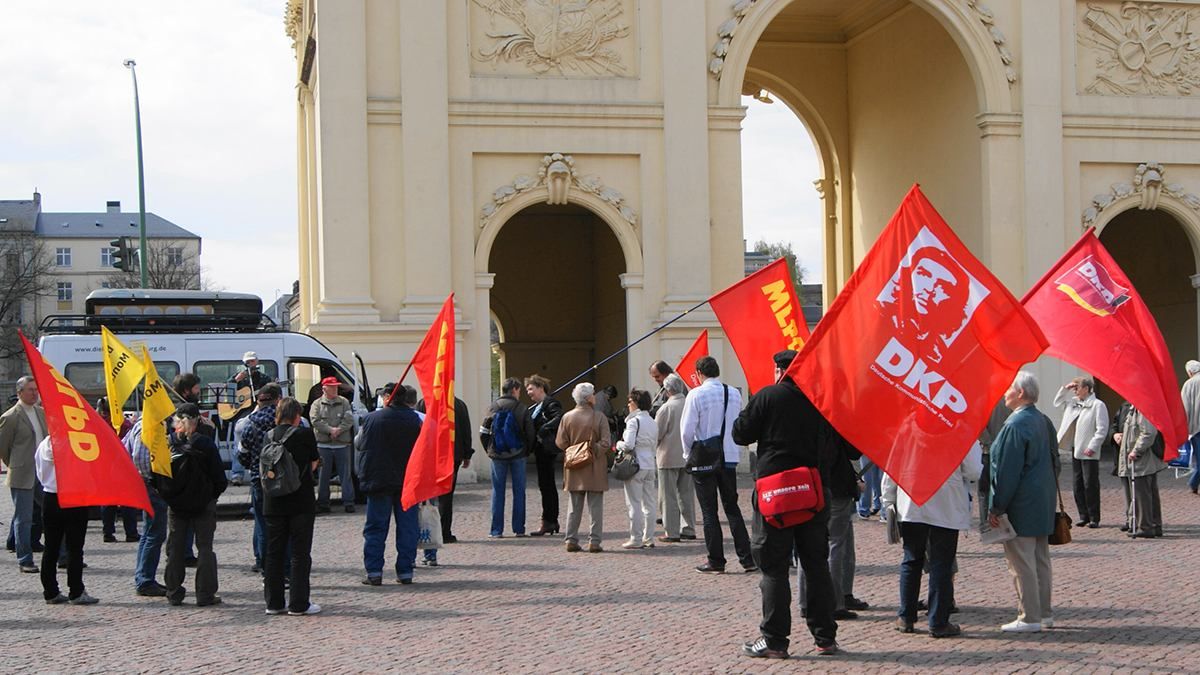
[1,2,820,306]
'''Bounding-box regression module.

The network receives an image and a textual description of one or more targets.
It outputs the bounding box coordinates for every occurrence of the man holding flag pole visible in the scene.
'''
[127,346,179,597]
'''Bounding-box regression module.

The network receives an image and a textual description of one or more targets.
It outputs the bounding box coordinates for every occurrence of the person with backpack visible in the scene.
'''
[479,377,534,538]
[161,403,228,607]
[262,397,321,616]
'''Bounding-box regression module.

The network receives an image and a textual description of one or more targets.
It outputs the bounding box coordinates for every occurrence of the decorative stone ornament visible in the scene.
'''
[1078,1,1200,96]
[480,153,639,228]
[709,0,759,80]
[966,0,1017,84]
[1082,162,1200,226]
[470,0,632,76]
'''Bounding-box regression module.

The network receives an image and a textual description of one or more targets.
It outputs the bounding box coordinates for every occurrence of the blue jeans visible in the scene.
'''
[230,451,245,481]
[899,521,959,629]
[1188,432,1200,493]
[135,488,169,589]
[251,481,267,567]
[9,487,35,566]
[489,457,527,536]
[317,445,354,506]
[858,460,882,517]
[363,493,418,580]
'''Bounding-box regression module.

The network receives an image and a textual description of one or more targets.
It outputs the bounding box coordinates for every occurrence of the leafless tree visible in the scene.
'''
[753,239,808,287]
[103,239,204,290]
[0,233,54,369]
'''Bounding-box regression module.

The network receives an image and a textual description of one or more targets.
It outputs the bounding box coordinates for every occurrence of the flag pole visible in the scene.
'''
[550,298,710,397]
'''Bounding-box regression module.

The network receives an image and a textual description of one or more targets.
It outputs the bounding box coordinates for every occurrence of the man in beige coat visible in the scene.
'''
[654,373,696,542]
[556,383,611,553]
[0,376,48,572]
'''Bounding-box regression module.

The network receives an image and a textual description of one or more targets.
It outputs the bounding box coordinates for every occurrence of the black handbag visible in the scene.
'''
[686,385,728,475]
[610,418,641,480]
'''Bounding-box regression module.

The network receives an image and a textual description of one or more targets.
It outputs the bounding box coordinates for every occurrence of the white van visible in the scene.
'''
[37,289,374,477]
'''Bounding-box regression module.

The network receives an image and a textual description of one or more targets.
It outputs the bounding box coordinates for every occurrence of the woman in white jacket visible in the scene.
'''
[881,441,982,638]
[617,388,658,549]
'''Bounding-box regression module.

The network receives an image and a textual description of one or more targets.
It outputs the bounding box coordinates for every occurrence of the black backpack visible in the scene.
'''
[155,442,213,515]
[259,427,302,498]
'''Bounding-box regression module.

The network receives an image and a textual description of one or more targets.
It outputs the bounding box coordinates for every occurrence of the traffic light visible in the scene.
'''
[109,237,133,272]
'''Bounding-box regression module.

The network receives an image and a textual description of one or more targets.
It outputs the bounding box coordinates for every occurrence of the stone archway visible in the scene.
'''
[479,201,634,410]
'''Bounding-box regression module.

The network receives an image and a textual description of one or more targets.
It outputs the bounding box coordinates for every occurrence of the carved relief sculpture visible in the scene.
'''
[965,0,1017,83]
[480,153,639,228]
[709,0,759,80]
[471,0,632,76]
[1077,1,1200,96]
[1082,162,1200,226]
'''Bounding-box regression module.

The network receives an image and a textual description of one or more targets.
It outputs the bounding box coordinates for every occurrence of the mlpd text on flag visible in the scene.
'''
[401,294,457,510]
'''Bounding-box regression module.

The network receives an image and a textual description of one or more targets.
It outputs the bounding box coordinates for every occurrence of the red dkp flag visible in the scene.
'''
[786,185,1047,504]
[1023,230,1185,458]
[675,330,709,389]
[18,332,152,514]
[709,258,810,393]
[401,294,458,510]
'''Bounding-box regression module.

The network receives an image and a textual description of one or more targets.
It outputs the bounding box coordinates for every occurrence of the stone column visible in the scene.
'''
[661,0,712,311]
[312,0,379,323]
[399,0,452,316]
[620,273,646,390]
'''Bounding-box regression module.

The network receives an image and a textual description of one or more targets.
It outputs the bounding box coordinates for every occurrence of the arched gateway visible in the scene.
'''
[289,0,1200,472]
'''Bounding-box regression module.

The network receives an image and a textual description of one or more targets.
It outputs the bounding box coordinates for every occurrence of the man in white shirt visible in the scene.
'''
[679,356,754,574]
[35,437,99,605]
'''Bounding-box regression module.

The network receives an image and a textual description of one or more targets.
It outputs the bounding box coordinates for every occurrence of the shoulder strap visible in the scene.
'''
[719,384,729,439]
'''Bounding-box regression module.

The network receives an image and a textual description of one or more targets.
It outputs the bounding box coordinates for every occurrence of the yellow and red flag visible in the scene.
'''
[19,331,152,514]
[708,258,810,393]
[1023,229,1185,458]
[401,294,457,510]
[101,326,147,432]
[675,330,709,389]
[140,347,175,477]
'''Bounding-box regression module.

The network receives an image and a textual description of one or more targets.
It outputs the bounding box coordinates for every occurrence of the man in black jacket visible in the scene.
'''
[525,374,564,536]
[732,350,839,659]
[356,383,423,585]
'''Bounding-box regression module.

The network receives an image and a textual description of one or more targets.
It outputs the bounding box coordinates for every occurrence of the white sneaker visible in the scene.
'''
[1000,619,1042,632]
[1041,617,1054,628]
[288,603,322,616]
[620,539,643,550]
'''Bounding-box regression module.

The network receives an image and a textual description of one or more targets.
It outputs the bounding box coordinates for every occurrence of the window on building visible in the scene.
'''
[99,281,113,289]
[3,253,18,274]
[56,247,71,267]
[166,247,184,266]
[101,247,115,268]
[57,281,73,301]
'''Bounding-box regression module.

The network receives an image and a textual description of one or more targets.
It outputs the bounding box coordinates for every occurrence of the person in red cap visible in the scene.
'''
[309,375,355,513]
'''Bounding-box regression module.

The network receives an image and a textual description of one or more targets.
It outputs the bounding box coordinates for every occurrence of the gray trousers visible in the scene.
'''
[164,501,218,604]
[657,468,696,538]
[1128,473,1162,534]
[1002,535,1052,623]
[565,491,604,546]
[800,496,856,610]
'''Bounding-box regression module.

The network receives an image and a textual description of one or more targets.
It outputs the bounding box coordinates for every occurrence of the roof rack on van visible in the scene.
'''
[38,313,279,335]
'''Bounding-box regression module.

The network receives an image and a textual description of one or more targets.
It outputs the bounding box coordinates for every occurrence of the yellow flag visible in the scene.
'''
[140,347,174,477]
[101,326,147,432]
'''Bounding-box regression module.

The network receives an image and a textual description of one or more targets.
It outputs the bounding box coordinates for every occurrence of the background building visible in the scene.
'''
[0,192,201,383]
[286,0,1200,439]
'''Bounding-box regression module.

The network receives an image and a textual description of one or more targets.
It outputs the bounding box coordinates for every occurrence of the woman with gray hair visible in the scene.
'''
[655,373,697,542]
[555,383,611,553]
[1181,360,1200,494]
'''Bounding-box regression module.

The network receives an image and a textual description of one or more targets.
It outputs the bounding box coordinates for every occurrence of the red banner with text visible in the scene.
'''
[401,295,457,510]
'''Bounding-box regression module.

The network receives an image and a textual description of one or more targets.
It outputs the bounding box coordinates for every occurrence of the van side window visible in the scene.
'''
[63,361,180,410]
[194,360,280,404]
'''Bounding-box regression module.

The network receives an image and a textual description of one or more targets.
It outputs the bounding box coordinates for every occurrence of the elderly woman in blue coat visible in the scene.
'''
[988,371,1059,634]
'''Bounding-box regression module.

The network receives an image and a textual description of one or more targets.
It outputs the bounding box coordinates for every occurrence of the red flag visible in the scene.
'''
[401,294,457,510]
[1022,230,1185,458]
[18,332,151,514]
[709,258,810,393]
[675,330,709,389]
[786,185,1047,505]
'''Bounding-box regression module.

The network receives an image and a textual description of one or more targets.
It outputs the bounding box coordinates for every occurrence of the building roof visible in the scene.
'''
[0,199,41,233]
[35,211,199,240]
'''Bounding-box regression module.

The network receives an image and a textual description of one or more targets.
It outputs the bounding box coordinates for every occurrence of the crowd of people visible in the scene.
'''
[1,347,1194,659]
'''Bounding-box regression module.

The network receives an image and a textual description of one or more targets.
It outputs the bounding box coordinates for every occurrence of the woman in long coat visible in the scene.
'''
[556,383,611,553]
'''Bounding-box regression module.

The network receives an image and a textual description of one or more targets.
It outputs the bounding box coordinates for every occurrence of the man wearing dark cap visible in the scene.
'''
[733,350,840,659]
[240,383,283,574]
[310,375,355,513]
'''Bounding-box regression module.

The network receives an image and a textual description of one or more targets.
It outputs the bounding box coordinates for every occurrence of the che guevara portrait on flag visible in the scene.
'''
[875,226,990,365]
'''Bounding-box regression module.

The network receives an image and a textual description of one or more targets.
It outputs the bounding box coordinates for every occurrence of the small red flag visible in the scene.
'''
[401,295,457,510]
[675,330,709,389]
[1022,229,1185,458]
[18,331,151,514]
[786,185,1047,505]
[709,258,810,393]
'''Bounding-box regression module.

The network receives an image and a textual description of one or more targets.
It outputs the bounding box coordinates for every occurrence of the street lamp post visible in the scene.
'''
[123,58,149,289]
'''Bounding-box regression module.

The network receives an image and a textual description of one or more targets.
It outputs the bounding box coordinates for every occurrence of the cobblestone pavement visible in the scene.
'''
[1,464,1197,674]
